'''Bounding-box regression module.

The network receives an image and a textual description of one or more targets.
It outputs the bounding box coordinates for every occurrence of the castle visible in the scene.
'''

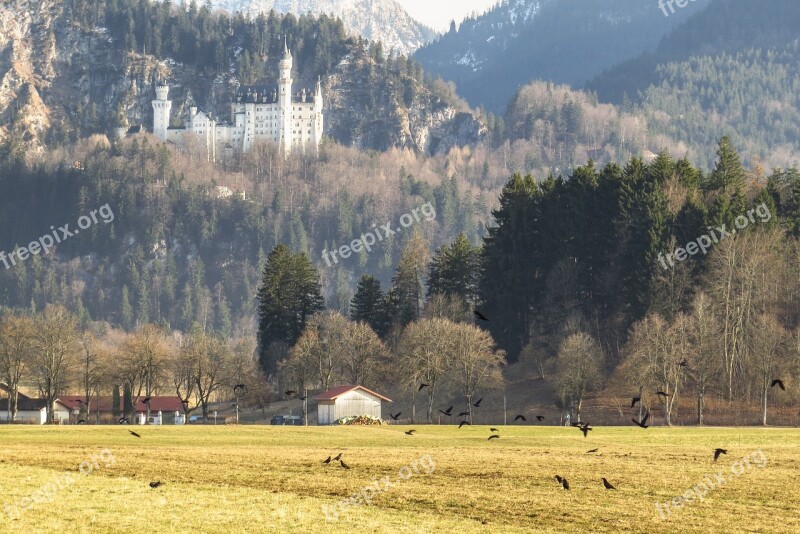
[151,41,323,160]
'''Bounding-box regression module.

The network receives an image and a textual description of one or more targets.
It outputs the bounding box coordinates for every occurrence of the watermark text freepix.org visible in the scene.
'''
[657,203,771,271]
[0,204,115,270]
[655,448,767,519]
[658,0,700,17]
[322,202,436,267]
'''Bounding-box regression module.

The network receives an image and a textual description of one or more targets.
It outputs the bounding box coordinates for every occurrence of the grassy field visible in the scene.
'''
[0,425,798,533]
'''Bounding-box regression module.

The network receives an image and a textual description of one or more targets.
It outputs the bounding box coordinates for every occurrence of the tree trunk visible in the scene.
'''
[762,386,768,426]
[697,392,704,425]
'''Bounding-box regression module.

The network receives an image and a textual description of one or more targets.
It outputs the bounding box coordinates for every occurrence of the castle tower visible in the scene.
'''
[313,77,324,151]
[152,82,172,141]
[279,37,294,156]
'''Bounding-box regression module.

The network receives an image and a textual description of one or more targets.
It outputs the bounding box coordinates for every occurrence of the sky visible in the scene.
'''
[397,0,500,32]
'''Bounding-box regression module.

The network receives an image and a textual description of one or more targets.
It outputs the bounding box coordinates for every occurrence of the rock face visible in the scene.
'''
[204,0,437,55]
[0,0,482,156]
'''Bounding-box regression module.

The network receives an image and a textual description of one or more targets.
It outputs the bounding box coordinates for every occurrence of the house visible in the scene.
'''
[56,396,185,424]
[314,385,392,425]
[0,391,71,424]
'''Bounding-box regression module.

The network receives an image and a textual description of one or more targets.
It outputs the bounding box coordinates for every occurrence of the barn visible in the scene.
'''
[314,385,392,425]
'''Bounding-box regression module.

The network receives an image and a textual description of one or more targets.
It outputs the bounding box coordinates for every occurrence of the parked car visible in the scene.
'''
[270,415,304,426]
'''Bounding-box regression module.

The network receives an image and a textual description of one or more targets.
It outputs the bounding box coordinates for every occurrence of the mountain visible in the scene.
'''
[414,0,709,113]
[203,0,437,55]
[0,0,482,158]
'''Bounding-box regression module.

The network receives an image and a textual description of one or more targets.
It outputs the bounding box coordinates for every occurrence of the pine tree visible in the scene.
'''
[389,232,429,328]
[351,275,391,338]
[427,233,480,304]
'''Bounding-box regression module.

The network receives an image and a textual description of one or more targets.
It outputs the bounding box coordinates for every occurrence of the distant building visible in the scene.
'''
[150,39,323,160]
[314,385,392,425]
[0,390,71,424]
[57,395,185,424]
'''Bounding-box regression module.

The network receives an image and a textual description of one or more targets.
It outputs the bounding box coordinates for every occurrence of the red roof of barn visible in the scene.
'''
[313,385,392,402]
[57,395,184,413]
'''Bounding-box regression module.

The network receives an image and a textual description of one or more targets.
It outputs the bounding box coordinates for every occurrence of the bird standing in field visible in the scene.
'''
[554,475,563,484]
[587,448,599,454]
[149,481,162,488]
[322,456,332,465]
[405,429,416,436]
[129,430,141,438]
[771,379,786,391]
[339,460,350,470]
[561,477,570,490]
[333,453,342,461]
[602,478,616,490]
[713,448,728,462]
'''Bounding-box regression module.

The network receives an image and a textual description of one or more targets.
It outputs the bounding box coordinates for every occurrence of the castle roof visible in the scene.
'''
[235,85,319,104]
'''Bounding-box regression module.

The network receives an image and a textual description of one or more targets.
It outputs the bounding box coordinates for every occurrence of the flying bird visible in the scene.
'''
[656,391,669,398]
[149,481,162,488]
[333,453,342,461]
[579,424,593,438]
[474,310,489,321]
[490,428,499,433]
[561,478,570,490]
[118,417,128,424]
[536,416,545,421]
[389,412,401,420]
[129,430,141,438]
[602,478,616,490]
[405,430,416,435]
[438,406,453,416]
[713,448,728,462]
[339,460,350,470]
[141,397,152,404]
[298,396,308,401]
[322,456,332,464]
[458,421,471,429]
[457,412,470,417]
[488,434,500,440]
[514,415,526,422]
[473,398,483,407]
[587,448,599,454]
[78,419,86,424]
[285,390,296,397]
[632,411,650,429]
[771,379,786,391]
[631,396,641,408]
[418,383,429,391]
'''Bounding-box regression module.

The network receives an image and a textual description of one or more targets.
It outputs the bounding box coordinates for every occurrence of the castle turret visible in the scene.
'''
[313,77,324,150]
[152,82,172,141]
[279,37,294,156]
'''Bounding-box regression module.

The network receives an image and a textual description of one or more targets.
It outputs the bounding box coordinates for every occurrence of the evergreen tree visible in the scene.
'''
[427,233,480,304]
[389,232,429,328]
[351,275,391,338]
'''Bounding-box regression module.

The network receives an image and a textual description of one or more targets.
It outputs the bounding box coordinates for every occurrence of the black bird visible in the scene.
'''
[602,478,616,490]
[579,424,593,438]
[474,309,489,321]
[339,460,350,470]
[118,417,128,424]
[587,448,599,453]
[490,428,499,433]
[129,430,141,438]
[713,448,728,462]
[631,396,641,408]
[632,410,650,429]
[488,434,500,440]
[298,396,308,401]
[285,390,296,397]
[438,406,453,416]
[78,419,86,424]
[473,398,483,408]
[554,475,563,484]
[418,383,429,391]
[514,415,526,422]
[771,379,786,391]
[561,478,570,490]
[149,481,162,488]
[457,411,470,417]
[678,359,689,368]
[141,396,152,404]
[333,453,343,461]
[233,384,246,394]
[458,421,471,429]
[656,391,669,398]
[322,456,332,464]
[536,416,545,421]
[405,430,416,435]
[389,412,401,420]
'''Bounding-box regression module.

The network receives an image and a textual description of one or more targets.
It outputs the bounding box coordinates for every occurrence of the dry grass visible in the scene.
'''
[0,425,798,533]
